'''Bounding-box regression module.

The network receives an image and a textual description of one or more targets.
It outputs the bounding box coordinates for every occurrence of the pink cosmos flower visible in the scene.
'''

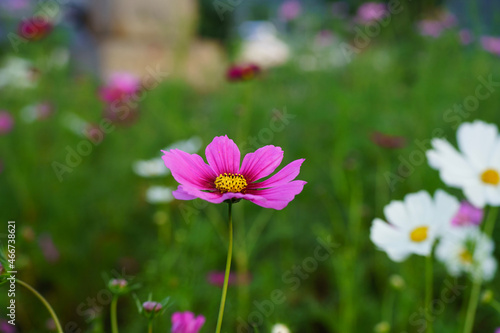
[18,16,53,41]
[451,201,483,227]
[0,111,14,135]
[162,135,306,210]
[495,328,500,333]
[480,36,500,56]
[99,72,141,104]
[355,2,387,24]
[171,312,205,333]
[279,0,302,21]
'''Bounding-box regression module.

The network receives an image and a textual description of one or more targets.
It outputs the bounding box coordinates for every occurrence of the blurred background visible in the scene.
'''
[1,0,500,332]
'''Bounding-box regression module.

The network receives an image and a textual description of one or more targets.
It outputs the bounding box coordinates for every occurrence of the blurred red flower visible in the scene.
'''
[18,17,53,41]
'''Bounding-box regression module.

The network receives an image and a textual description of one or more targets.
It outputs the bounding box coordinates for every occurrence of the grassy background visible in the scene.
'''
[1,12,500,333]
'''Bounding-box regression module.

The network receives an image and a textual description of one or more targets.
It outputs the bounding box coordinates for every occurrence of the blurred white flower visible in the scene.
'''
[370,190,459,262]
[239,21,290,68]
[133,158,170,177]
[436,226,497,281]
[0,57,37,89]
[47,48,70,69]
[61,113,88,136]
[134,137,202,177]
[271,323,291,333]
[164,136,202,154]
[146,186,174,204]
[427,121,500,208]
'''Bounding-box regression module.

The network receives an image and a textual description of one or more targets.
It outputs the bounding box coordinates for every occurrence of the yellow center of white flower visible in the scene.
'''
[481,169,500,185]
[214,173,247,193]
[459,250,473,264]
[410,226,428,242]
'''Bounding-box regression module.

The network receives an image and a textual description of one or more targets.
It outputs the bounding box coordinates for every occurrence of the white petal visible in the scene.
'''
[426,139,477,187]
[404,191,433,227]
[463,184,487,208]
[370,219,409,262]
[383,200,411,228]
[484,186,500,206]
[433,190,460,234]
[457,121,498,170]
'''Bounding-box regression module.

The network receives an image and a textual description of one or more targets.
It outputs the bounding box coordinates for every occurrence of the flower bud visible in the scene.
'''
[108,278,128,295]
[481,289,494,304]
[389,274,405,290]
[374,321,390,333]
[142,301,162,313]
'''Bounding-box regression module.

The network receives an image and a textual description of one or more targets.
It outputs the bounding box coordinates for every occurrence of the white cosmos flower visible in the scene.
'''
[426,121,500,208]
[146,186,174,204]
[0,57,36,89]
[370,190,460,262]
[133,158,170,177]
[134,137,202,177]
[436,226,497,281]
[271,323,291,333]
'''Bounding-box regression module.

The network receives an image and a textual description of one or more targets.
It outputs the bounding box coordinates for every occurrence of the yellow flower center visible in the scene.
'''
[410,226,429,243]
[214,173,248,193]
[481,169,500,185]
[459,250,473,264]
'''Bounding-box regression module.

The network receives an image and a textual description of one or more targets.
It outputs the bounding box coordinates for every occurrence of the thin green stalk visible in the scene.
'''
[463,207,498,333]
[425,255,433,333]
[148,321,153,333]
[463,280,481,333]
[111,295,119,333]
[17,279,63,333]
[483,207,498,238]
[215,202,234,333]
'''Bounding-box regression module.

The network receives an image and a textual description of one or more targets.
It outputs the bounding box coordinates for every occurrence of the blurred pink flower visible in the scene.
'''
[208,271,236,287]
[18,16,53,41]
[370,131,406,149]
[38,233,60,263]
[6,0,30,10]
[459,29,474,45]
[314,30,336,47]
[496,328,500,333]
[418,20,445,38]
[0,319,15,333]
[451,201,483,227]
[480,36,500,56]
[162,135,306,210]
[279,0,302,21]
[171,312,205,333]
[207,271,252,287]
[417,12,457,38]
[99,72,141,104]
[226,64,261,82]
[0,111,14,135]
[355,2,387,23]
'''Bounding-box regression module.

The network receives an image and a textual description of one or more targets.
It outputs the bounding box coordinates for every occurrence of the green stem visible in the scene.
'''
[215,202,234,333]
[148,321,153,333]
[111,295,119,333]
[463,207,498,333]
[425,255,433,333]
[16,279,63,333]
[483,207,498,238]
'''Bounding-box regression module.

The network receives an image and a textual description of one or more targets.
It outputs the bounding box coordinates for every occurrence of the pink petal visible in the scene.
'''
[173,185,224,203]
[162,150,216,190]
[247,180,306,210]
[249,158,304,189]
[240,145,284,182]
[205,135,240,175]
